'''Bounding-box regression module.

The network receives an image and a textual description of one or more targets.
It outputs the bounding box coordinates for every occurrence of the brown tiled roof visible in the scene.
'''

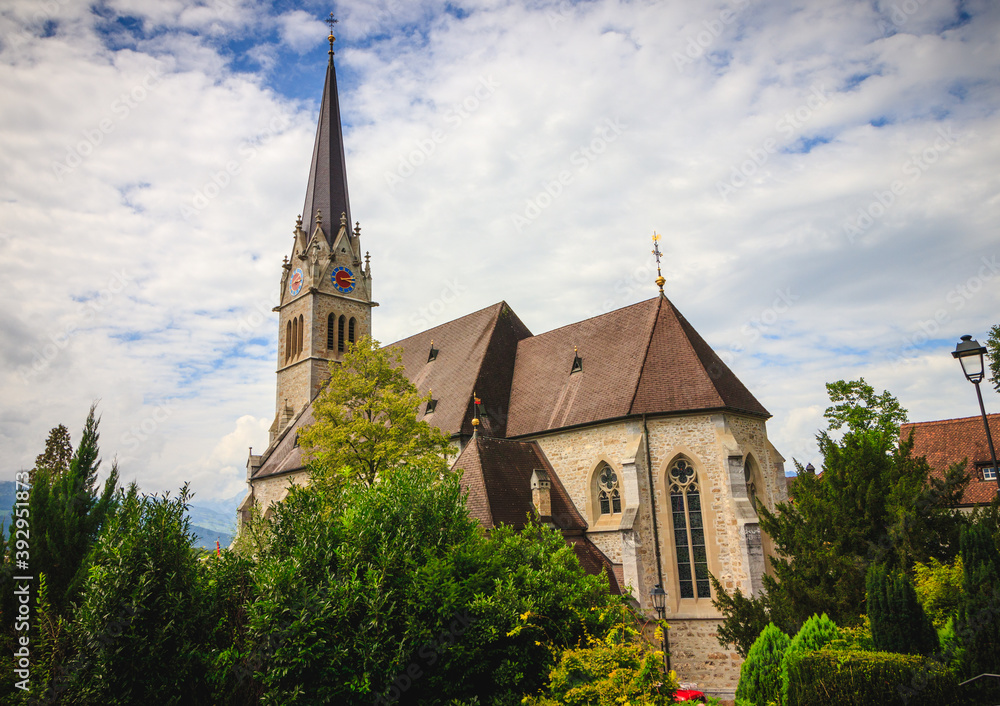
[387,302,532,438]
[505,297,769,437]
[569,537,622,594]
[452,436,586,531]
[901,413,1000,505]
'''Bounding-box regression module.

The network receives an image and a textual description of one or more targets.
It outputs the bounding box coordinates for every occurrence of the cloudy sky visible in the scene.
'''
[2,0,998,501]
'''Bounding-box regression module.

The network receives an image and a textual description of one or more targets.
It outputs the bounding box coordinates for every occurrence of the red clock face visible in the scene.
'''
[332,266,355,293]
[289,268,303,296]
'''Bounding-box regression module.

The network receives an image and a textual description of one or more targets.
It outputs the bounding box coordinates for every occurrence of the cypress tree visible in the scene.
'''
[955,520,1000,700]
[867,564,938,655]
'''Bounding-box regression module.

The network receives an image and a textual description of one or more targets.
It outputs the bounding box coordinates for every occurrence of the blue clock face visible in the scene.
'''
[289,268,303,296]
[331,266,355,293]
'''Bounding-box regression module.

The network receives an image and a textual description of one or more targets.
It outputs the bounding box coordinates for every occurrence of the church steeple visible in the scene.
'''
[301,15,351,245]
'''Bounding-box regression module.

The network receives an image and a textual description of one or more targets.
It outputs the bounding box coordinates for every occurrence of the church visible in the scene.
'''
[238,29,787,696]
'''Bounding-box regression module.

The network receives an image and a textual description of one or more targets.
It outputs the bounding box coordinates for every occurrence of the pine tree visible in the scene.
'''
[31,423,74,483]
[24,405,120,616]
[734,623,790,706]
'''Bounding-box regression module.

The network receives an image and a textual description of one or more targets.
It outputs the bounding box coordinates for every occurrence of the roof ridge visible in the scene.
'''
[627,296,664,413]
[527,297,658,340]
[386,301,507,347]
[903,413,1000,427]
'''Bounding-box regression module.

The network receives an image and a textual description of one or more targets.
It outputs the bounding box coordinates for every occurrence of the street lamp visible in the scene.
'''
[650,584,671,674]
[953,335,1000,491]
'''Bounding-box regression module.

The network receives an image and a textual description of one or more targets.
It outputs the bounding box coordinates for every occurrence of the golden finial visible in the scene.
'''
[326,13,338,56]
[651,231,665,296]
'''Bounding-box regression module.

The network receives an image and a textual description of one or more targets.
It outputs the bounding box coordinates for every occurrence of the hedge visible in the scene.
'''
[784,649,962,706]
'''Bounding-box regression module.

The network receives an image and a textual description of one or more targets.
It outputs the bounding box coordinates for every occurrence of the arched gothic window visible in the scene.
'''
[744,457,758,513]
[338,315,346,352]
[348,317,356,344]
[327,313,335,350]
[669,458,710,599]
[285,320,292,362]
[596,464,621,516]
[291,317,298,358]
[297,315,304,357]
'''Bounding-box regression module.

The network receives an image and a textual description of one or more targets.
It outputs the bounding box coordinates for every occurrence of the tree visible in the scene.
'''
[988,324,1000,394]
[734,623,790,706]
[298,336,454,487]
[5,405,119,621]
[709,574,770,658]
[866,565,938,656]
[714,380,969,639]
[30,423,73,483]
[42,484,212,705]
[913,556,964,629]
[954,517,1000,702]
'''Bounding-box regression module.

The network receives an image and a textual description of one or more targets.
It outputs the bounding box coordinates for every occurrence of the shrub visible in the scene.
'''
[780,613,838,702]
[913,557,963,629]
[784,649,960,706]
[866,565,938,655]
[734,623,790,706]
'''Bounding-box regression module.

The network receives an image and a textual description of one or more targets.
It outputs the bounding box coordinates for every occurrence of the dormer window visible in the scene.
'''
[428,341,439,362]
[425,395,437,415]
[978,462,998,482]
[570,349,582,374]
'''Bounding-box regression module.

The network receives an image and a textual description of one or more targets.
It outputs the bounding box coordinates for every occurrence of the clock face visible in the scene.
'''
[289,268,303,296]
[331,266,356,293]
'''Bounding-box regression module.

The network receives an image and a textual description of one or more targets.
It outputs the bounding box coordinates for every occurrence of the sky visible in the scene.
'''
[1,0,998,502]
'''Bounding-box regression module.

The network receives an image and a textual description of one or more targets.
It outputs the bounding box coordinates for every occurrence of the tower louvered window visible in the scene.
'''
[597,464,621,515]
[669,458,710,599]
[285,321,292,362]
[327,313,335,350]
[338,315,346,352]
[297,315,304,356]
[348,317,356,344]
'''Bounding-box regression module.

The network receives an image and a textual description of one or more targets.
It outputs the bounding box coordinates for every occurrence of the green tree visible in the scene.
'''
[298,336,454,487]
[709,574,771,658]
[5,406,119,621]
[753,381,969,628]
[42,484,212,705]
[30,423,73,483]
[866,565,938,655]
[987,324,1000,394]
[913,556,963,629]
[734,623,790,706]
[954,518,1000,702]
[779,613,839,703]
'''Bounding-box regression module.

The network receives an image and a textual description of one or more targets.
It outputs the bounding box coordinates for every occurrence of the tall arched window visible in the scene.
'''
[327,313,335,350]
[285,320,292,362]
[669,457,710,599]
[338,315,346,352]
[291,317,298,358]
[744,457,759,513]
[297,315,304,356]
[348,317,356,344]
[596,463,621,515]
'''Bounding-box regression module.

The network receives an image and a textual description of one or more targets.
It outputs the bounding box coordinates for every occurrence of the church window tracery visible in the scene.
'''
[596,464,621,515]
[669,457,710,599]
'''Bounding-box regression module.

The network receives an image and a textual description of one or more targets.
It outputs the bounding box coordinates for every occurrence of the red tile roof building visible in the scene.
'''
[239,42,788,698]
[901,414,1000,506]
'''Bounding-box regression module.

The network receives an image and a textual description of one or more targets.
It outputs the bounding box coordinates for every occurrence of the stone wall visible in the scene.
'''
[668,618,741,699]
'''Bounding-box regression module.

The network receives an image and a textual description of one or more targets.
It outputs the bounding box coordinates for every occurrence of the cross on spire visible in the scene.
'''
[327,13,338,55]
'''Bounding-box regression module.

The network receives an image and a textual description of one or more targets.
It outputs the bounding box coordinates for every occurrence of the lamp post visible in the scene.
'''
[953,335,1000,492]
[650,584,670,674]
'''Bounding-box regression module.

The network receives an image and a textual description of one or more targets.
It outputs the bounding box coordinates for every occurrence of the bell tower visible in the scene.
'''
[272,19,374,442]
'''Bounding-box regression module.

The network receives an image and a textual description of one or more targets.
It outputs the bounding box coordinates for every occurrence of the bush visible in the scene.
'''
[867,565,938,655]
[780,613,838,702]
[784,649,960,706]
[734,623,790,706]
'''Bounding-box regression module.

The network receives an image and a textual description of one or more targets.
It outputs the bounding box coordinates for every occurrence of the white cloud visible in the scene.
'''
[277,10,324,54]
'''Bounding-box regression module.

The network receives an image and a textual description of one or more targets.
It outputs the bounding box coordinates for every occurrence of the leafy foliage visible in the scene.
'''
[734,623,790,706]
[709,574,770,658]
[755,381,969,628]
[297,336,454,487]
[779,613,839,703]
[49,485,210,704]
[866,565,938,655]
[913,556,963,629]
[784,649,960,706]
[987,323,1000,394]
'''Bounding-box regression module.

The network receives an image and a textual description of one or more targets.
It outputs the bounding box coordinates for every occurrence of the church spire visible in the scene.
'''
[301,13,351,245]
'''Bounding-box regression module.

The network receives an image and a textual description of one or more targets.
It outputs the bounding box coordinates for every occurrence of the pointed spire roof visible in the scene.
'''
[301,39,351,245]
